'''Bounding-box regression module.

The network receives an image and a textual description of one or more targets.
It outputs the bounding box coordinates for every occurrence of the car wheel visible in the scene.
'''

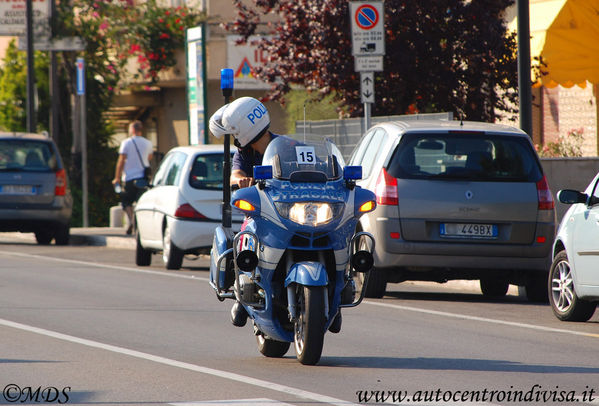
[54,224,70,246]
[525,274,549,303]
[35,230,53,245]
[357,267,387,298]
[135,230,152,266]
[549,251,597,322]
[162,222,183,270]
[480,278,509,298]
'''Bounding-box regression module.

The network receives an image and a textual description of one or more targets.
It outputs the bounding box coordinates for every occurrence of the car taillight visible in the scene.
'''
[174,203,207,219]
[55,169,67,196]
[536,175,555,210]
[375,168,398,206]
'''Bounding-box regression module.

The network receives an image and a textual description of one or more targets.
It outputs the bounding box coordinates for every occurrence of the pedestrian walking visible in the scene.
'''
[112,120,153,234]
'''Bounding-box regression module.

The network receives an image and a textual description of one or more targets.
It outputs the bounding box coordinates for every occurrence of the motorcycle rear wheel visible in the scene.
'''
[256,334,290,358]
[294,285,326,365]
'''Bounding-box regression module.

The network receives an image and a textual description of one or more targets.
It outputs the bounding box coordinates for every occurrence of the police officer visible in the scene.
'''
[209,97,279,327]
[209,97,278,190]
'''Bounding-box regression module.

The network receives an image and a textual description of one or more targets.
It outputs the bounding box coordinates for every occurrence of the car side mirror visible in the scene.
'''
[557,189,587,205]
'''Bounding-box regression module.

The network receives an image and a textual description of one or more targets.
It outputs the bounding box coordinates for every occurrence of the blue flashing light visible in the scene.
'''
[220,68,234,90]
[343,166,363,180]
[254,165,273,180]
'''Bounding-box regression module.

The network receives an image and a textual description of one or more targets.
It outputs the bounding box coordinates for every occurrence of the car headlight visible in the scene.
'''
[274,202,343,226]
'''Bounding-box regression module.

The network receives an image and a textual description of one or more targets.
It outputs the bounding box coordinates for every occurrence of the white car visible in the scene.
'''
[549,174,599,321]
[134,145,243,269]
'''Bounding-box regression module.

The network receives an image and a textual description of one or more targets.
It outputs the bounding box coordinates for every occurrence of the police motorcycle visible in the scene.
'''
[209,135,376,365]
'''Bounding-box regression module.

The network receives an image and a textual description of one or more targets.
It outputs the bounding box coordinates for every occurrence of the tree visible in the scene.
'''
[0,42,50,132]
[226,0,518,122]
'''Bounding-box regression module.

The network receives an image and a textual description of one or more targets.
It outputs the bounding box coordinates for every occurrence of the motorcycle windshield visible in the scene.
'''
[262,136,345,182]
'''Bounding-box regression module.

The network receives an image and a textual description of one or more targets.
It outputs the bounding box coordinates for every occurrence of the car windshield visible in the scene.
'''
[262,135,345,182]
[387,133,543,182]
[0,140,56,172]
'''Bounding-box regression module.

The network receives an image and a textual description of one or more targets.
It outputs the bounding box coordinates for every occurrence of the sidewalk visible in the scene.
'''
[0,227,136,250]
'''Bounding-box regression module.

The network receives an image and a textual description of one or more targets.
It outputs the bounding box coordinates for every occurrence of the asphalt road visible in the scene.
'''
[1,239,598,406]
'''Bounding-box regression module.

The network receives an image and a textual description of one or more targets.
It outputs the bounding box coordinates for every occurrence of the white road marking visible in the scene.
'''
[0,318,355,406]
[170,399,294,406]
[3,250,599,340]
[364,300,599,339]
[0,250,210,282]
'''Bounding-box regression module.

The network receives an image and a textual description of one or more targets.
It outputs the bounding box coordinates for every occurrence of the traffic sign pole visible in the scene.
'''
[350,1,385,133]
[76,58,88,228]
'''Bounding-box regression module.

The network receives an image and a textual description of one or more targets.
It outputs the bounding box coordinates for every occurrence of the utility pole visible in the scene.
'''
[25,0,36,132]
[517,0,533,137]
[50,0,60,143]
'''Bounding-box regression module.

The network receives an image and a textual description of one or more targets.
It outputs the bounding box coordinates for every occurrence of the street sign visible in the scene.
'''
[187,25,207,145]
[76,58,85,96]
[355,55,383,72]
[349,1,385,56]
[360,72,374,104]
[18,37,86,51]
[0,0,50,37]
[227,35,272,90]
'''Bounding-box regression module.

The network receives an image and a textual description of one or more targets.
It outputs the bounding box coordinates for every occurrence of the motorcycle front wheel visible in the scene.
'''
[294,285,327,365]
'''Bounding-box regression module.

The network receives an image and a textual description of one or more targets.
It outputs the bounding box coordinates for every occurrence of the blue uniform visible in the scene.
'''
[232,133,278,176]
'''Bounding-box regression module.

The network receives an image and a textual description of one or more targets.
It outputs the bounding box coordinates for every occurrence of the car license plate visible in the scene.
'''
[440,223,497,238]
[0,185,36,195]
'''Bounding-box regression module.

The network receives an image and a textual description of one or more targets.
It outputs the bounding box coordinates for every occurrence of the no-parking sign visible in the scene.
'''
[349,1,385,56]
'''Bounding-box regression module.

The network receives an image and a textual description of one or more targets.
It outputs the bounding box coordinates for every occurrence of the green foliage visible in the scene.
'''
[0,41,50,132]
[57,0,206,86]
[283,90,345,133]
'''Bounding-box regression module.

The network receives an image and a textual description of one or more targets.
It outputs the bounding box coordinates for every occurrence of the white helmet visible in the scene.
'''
[209,97,270,148]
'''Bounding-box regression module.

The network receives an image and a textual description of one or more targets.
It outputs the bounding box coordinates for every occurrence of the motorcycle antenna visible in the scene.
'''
[303,102,306,142]
[220,68,234,233]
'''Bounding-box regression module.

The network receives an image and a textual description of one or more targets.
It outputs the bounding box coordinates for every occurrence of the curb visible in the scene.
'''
[0,229,135,250]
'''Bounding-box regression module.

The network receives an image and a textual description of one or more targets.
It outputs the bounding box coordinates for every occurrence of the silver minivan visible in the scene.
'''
[0,133,73,245]
[350,120,556,301]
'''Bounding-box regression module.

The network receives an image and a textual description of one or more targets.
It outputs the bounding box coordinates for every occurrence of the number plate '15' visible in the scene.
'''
[296,146,316,164]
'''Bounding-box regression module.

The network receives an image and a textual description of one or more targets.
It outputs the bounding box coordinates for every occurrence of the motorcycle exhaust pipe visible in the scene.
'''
[351,250,374,272]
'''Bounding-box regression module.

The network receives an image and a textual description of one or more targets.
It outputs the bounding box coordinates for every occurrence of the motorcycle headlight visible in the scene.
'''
[275,202,343,226]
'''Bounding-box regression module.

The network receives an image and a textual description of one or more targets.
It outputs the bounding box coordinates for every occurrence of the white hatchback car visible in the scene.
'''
[134,145,243,269]
[550,176,599,321]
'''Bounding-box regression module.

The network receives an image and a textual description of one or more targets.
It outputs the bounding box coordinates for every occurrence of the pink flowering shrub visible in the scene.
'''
[535,128,585,157]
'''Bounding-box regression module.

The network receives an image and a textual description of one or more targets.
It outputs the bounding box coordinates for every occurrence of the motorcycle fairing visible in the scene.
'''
[284,261,329,287]
[209,225,231,290]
